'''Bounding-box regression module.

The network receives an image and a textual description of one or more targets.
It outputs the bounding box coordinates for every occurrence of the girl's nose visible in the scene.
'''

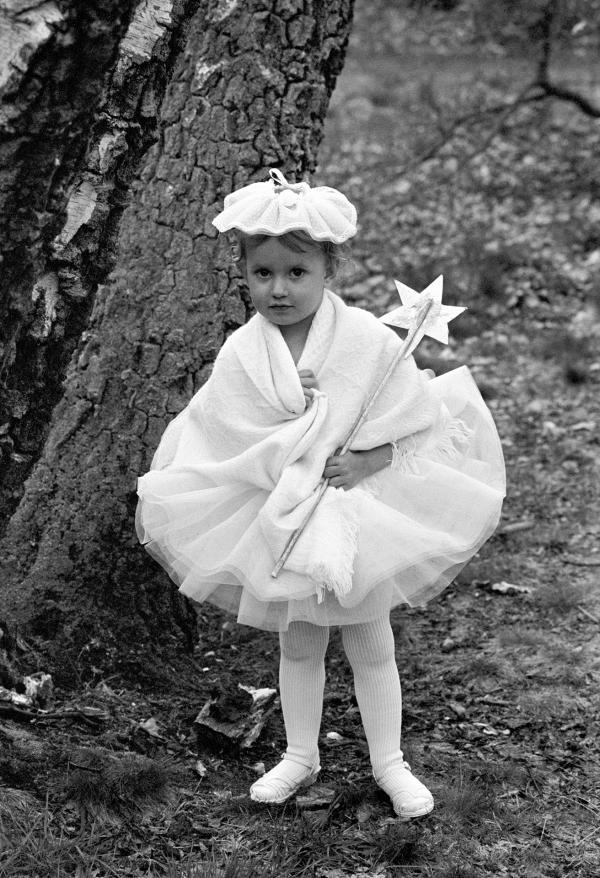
[272,276,287,297]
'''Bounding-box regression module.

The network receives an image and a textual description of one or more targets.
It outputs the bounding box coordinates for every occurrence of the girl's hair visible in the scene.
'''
[230,229,349,278]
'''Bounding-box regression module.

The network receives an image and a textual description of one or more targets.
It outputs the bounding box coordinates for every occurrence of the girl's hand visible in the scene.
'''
[322,450,369,490]
[323,444,393,490]
[298,369,318,408]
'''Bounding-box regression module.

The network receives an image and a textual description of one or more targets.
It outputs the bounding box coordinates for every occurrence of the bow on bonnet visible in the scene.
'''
[212,168,357,244]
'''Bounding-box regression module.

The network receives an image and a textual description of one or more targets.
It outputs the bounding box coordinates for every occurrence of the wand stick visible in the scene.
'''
[270,297,436,579]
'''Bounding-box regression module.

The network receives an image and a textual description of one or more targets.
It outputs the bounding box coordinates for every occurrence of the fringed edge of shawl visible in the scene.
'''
[428,416,473,464]
[390,435,419,474]
[308,490,361,602]
[390,416,473,474]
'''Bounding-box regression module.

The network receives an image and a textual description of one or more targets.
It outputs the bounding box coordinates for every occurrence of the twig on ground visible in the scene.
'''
[563,556,600,567]
[536,814,549,848]
[578,607,600,624]
[557,793,600,820]
[499,519,536,534]
[576,825,600,846]
[0,703,108,727]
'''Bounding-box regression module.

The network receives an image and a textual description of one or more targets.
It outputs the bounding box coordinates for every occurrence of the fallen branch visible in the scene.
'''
[534,3,600,119]
[530,79,600,118]
[455,84,539,171]
[397,91,536,174]
[0,703,36,721]
[402,69,599,176]
[0,703,109,726]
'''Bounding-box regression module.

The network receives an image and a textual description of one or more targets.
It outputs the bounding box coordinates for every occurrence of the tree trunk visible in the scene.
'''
[0,0,199,527]
[0,0,354,687]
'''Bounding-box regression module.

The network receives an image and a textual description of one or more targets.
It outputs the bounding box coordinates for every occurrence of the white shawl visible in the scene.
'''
[144,290,441,598]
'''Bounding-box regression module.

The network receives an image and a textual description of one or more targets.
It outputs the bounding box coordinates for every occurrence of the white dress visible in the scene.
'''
[136,291,505,631]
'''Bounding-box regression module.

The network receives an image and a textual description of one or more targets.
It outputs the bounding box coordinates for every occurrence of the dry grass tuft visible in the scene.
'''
[440,767,495,826]
[438,867,480,878]
[535,579,592,612]
[373,819,421,866]
[460,655,502,678]
[63,746,173,819]
[163,850,261,878]
[464,758,528,789]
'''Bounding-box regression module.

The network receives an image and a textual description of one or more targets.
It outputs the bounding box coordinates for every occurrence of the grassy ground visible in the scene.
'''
[2,3,600,877]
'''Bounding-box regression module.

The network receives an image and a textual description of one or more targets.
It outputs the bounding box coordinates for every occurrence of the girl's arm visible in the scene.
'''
[323,445,392,490]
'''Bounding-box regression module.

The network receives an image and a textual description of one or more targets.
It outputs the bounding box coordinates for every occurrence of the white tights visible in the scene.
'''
[278,617,404,776]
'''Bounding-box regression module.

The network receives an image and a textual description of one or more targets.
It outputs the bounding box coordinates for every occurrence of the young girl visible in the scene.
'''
[136,169,505,819]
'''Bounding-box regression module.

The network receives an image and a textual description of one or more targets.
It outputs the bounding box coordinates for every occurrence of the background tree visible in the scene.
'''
[0,0,187,525]
[0,0,354,685]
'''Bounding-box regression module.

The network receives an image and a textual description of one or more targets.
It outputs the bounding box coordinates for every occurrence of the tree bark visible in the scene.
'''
[0,0,354,686]
[0,0,199,527]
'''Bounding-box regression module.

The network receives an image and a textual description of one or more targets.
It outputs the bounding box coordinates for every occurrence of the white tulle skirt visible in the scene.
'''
[136,367,505,631]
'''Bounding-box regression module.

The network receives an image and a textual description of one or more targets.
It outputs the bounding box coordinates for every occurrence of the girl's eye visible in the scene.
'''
[255,268,271,278]
[290,268,305,278]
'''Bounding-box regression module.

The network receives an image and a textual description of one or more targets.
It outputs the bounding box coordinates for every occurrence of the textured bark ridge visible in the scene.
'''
[0,0,354,684]
[0,0,192,527]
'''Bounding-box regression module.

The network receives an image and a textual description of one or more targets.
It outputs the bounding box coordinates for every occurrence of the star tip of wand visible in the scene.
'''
[393,277,413,295]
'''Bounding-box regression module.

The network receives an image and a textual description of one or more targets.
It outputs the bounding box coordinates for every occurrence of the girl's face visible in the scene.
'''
[244,236,327,334]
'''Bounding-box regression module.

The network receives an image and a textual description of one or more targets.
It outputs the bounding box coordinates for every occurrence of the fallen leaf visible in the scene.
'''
[356,801,376,823]
[448,700,467,718]
[325,731,344,742]
[238,684,278,707]
[138,717,163,738]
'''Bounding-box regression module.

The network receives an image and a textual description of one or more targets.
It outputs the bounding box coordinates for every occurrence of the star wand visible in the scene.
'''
[270,275,466,579]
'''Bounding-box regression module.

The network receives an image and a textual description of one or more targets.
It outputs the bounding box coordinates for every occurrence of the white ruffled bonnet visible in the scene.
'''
[212,168,357,244]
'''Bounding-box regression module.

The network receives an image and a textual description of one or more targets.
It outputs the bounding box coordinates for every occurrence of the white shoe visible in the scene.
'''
[250,759,320,804]
[375,761,434,820]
